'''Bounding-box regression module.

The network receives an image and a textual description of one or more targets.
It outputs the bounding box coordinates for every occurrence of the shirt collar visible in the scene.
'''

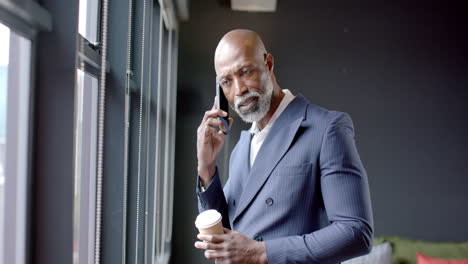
[250,89,295,135]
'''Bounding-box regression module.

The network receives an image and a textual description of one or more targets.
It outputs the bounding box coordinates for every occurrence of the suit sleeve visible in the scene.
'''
[265,112,374,264]
[196,168,231,229]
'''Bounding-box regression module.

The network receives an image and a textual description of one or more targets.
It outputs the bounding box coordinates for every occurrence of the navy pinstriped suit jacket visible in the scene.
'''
[197,95,373,264]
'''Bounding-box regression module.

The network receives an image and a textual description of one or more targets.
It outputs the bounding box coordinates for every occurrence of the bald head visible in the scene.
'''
[214,29,267,72]
[212,29,283,127]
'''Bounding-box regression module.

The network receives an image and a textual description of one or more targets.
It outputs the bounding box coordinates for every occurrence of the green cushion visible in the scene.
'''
[374,236,468,264]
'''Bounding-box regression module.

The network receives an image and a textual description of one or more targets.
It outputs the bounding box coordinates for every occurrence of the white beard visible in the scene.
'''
[233,74,274,123]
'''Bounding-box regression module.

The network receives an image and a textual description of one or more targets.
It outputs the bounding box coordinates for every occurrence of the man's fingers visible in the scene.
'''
[194,241,223,250]
[197,234,225,243]
[212,96,217,110]
[204,249,228,260]
[215,118,232,135]
[202,109,228,123]
[206,117,224,130]
[206,117,232,134]
[202,126,217,139]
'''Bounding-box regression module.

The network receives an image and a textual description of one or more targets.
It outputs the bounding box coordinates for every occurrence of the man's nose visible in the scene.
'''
[233,77,248,97]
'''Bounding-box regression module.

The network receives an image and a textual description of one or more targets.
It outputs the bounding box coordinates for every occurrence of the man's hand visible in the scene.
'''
[194,228,267,264]
[197,97,233,185]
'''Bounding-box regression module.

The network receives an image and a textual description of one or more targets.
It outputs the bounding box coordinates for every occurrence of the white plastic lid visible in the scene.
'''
[195,209,222,229]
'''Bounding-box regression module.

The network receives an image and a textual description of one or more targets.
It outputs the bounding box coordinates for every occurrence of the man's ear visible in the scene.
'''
[264,53,274,73]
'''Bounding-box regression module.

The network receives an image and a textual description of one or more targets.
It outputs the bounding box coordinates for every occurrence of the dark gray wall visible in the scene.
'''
[173,1,468,263]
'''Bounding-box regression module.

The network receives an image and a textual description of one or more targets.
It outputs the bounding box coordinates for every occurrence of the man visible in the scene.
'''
[194,29,373,264]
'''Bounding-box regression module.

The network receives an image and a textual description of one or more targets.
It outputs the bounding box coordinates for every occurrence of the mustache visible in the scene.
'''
[235,91,261,109]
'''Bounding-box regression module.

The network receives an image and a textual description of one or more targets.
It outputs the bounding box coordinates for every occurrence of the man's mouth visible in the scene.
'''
[238,96,258,111]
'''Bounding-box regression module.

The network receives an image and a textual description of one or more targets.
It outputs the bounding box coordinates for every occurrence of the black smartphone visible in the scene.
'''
[216,82,230,135]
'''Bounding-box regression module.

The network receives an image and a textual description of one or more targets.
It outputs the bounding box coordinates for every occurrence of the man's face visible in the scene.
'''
[215,47,274,123]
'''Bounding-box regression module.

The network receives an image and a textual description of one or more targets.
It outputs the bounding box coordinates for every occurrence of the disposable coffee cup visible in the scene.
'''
[195,209,224,235]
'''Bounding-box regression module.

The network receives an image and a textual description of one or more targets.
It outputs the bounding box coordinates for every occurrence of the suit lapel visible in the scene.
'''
[235,131,252,191]
[233,95,308,222]
[227,131,252,223]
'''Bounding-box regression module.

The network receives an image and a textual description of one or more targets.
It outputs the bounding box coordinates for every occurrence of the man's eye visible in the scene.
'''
[221,80,230,86]
[242,69,251,75]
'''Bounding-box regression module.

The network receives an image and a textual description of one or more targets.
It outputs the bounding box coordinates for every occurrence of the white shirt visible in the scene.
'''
[249,89,295,167]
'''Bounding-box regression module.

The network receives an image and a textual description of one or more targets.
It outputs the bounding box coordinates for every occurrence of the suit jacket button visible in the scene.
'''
[254,234,262,241]
[265,197,274,206]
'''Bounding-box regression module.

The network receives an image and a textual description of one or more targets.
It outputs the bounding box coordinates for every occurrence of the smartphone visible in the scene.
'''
[216,82,230,135]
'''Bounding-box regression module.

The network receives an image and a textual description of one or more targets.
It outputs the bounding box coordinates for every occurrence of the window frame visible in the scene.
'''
[148,6,178,263]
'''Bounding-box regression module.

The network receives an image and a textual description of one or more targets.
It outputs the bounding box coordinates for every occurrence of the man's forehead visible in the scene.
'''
[215,46,258,75]
[215,53,258,76]
[216,41,252,60]
[216,35,255,55]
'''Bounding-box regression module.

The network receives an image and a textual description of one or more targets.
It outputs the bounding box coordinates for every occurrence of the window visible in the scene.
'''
[73,69,99,264]
[119,1,179,263]
[2,0,184,263]
[73,0,102,263]
[70,0,181,263]
[0,22,9,264]
[151,4,180,264]
[155,25,176,263]
[78,0,100,43]
[0,22,33,264]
